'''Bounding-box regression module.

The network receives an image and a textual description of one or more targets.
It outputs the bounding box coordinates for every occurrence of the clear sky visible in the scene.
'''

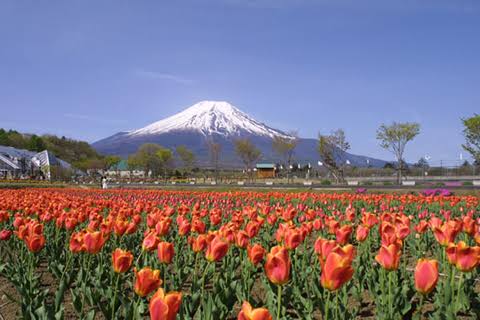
[1,0,479,164]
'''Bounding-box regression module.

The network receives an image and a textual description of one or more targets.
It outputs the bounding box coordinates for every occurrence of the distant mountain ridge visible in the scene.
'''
[92,101,388,168]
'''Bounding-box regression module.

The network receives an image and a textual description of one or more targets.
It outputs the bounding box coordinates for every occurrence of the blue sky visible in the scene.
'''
[0,0,479,164]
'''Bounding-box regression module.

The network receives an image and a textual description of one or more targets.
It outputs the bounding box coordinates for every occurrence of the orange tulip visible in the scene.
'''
[414,258,439,294]
[83,230,107,254]
[157,241,175,264]
[375,243,401,271]
[264,246,290,285]
[237,301,273,320]
[190,234,208,253]
[149,288,182,320]
[25,233,45,253]
[69,231,86,253]
[205,235,229,262]
[247,243,266,265]
[112,248,133,273]
[134,267,162,297]
[314,237,337,261]
[320,252,354,291]
[235,231,250,249]
[432,220,461,246]
[445,241,480,272]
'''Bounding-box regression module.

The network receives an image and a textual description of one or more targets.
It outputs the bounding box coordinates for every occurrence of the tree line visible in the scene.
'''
[1,113,478,183]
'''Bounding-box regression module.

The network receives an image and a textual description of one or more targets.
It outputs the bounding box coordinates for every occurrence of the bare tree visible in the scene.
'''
[317,129,350,183]
[207,140,222,183]
[234,138,262,183]
[272,131,298,183]
[376,122,420,184]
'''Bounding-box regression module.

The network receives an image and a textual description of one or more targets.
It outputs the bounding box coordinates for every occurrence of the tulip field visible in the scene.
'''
[0,188,480,320]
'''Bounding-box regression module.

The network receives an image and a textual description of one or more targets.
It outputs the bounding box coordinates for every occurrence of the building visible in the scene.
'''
[256,163,276,179]
[0,145,72,180]
[106,159,145,178]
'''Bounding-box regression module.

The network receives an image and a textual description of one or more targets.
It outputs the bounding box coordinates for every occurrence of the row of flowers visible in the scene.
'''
[0,188,479,319]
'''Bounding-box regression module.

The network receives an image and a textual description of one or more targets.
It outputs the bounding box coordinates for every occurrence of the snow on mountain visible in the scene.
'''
[128,101,292,138]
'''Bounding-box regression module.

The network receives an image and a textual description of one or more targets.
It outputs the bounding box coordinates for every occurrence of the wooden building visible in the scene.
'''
[256,163,276,179]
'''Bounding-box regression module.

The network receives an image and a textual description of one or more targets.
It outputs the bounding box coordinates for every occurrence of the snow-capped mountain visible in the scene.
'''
[92,100,388,168]
[127,101,292,139]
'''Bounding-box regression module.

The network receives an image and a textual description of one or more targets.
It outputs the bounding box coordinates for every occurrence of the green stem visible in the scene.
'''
[111,273,120,320]
[325,290,331,320]
[418,294,424,317]
[135,250,144,267]
[276,285,283,320]
[201,262,210,298]
[388,271,393,318]
[450,266,456,303]
[193,253,199,287]
[334,292,339,319]
[455,272,464,313]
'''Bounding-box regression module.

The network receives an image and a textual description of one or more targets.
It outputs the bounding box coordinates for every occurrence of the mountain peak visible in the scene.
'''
[186,100,238,113]
[128,100,291,138]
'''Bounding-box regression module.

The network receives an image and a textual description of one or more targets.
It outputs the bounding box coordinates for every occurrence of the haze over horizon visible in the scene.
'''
[1,0,479,164]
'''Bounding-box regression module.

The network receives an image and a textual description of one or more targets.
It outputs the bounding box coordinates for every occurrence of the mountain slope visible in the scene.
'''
[127,101,292,138]
[92,101,388,168]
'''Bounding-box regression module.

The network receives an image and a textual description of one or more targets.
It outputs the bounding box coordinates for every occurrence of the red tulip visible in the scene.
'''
[134,267,162,297]
[238,301,272,320]
[355,225,369,242]
[157,241,175,264]
[265,246,290,285]
[375,243,401,271]
[112,248,133,273]
[235,231,250,249]
[414,258,439,294]
[320,252,354,291]
[335,224,353,245]
[205,235,229,262]
[83,230,107,254]
[142,231,159,252]
[314,237,338,266]
[284,228,303,250]
[149,288,182,320]
[247,243,266,265]
[0,229,12,241]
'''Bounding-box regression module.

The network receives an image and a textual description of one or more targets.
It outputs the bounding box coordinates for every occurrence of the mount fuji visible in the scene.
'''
[92,101,388,168]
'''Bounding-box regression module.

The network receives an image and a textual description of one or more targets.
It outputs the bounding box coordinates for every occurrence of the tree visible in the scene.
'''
[127,154,141,178]
[317,129,350,183]
[156,147,174,182]
[104,155,121,171]
[272,132,298,183]
[134,143,164,177]
[376,122,420,184]
[207,140,222,183]
[175,145,196,176]
[414,157,429,169]
[26,135,46,152]
[461,114,480,164]
[234,138,262,183]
